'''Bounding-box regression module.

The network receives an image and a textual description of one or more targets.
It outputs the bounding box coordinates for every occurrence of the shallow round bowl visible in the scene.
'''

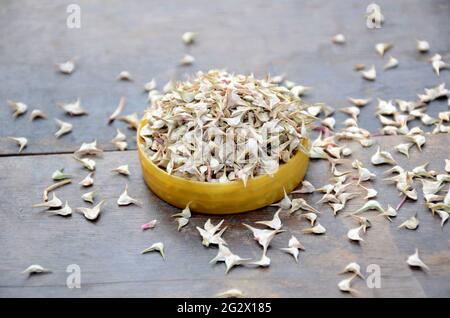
[137,120,309,214]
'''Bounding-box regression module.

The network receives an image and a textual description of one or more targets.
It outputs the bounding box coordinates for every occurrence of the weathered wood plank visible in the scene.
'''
[1,0,449,155]
[0,134,448,297]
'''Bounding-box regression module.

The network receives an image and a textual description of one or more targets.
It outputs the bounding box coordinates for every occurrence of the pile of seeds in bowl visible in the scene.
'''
[139,69,316,184]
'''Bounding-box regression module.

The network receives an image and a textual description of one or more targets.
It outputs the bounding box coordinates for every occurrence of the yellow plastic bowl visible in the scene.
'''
[137,119,310,214]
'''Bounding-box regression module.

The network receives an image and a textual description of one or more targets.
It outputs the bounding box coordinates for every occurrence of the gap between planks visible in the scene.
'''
[0,148,136,158]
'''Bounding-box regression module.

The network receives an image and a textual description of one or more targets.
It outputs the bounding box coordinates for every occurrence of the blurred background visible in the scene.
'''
[0,0,449,154]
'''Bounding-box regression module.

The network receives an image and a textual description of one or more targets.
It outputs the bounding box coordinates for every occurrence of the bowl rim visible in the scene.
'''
[137,118,309,187]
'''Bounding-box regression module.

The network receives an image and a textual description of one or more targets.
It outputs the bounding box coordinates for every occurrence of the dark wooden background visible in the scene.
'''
[0,0,449,297]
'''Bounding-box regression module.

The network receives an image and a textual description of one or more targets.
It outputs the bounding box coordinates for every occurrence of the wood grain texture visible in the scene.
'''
[0,0,449,298]
[0,134,449,297]
[1,0,449,155]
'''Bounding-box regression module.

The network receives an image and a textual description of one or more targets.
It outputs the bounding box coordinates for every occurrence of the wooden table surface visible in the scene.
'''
[0,0,449,297]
